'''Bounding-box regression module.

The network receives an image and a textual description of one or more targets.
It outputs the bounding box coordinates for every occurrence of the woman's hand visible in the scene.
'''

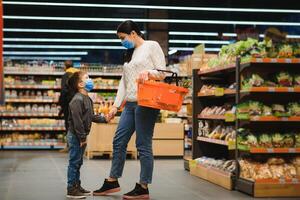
[137,71,150,83]
[107,106,118,121]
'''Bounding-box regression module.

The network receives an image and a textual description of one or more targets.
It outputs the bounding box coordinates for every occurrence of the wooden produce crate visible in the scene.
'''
[86,123,137,159]
[254,179,300,197]
[189,161,233,190]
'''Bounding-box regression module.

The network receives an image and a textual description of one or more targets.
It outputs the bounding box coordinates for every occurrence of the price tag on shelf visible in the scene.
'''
[225,113,235,122]
[228,141,236,150]
[267,148,274,153]
[285,59,292,63]
[256,58,263,63]
[281,117,289,121]
[270,58,277,63]
[289,148,296,153]
[292,178,299,184]
[268,87,275,92]
[214,88,224,96]
[288,88,294,92]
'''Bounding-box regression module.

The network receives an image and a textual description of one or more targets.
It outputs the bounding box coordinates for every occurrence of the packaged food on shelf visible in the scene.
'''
[198,121,235,142]
[238,129,298,149]
[239,157,299,181]
[194,157,236,173]
[0,118,65,128]
[276,72,293,87]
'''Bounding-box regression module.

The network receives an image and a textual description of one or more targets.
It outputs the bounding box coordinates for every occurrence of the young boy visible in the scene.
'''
[66,71,108,199]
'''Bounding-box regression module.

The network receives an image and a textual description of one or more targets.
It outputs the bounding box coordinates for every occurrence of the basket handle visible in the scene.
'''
[156,69,179,86]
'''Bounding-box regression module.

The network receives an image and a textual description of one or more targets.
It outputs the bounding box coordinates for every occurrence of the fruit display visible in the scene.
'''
[238,129,298,149]
[1,118,65,128]
[194,157,236,173]
[237,101,300,117]
[89,92,116,103]
[239,157,299,181]
[0,133,65,146]
[0,104,60,114]
[200,104,234,116]
[198,120,236,142]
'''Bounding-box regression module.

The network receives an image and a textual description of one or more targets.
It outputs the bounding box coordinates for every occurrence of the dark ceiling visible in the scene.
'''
[3,0,300,64]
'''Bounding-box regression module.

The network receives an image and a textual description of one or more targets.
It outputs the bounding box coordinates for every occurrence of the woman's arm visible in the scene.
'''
[113,75,126,108]
[148,41,167,81]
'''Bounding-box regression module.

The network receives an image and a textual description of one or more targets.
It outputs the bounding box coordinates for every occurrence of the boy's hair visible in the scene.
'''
[64,60,73,69]
[68,71,86,95]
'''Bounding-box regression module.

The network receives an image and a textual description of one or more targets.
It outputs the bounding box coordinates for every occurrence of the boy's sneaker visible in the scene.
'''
[93,179,121,196]
[123,183,150,199]
[76,183,91,196]
[67,185,86,199]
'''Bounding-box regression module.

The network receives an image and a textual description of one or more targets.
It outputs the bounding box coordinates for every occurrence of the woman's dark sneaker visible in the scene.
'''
[123,183,150,199]
[67,185,86,199]
[93,179,121,196]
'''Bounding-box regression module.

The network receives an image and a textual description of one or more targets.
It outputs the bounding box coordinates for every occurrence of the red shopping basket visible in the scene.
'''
[137,70,189,112]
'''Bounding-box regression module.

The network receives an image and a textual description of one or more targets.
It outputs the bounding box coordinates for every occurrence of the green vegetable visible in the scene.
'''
[242,74,264,88]
[262,105,272,116]
[249,101,263,116]
[294,75,300,86]
[276,72,293,87]
[237,102,249,114]
[288,102,300,116]
[247,134,258,147]
[295,133,300,147]
[259,134,272,148]
[278,44,293,58]
[272,133,284,148]
[282,134,295,148]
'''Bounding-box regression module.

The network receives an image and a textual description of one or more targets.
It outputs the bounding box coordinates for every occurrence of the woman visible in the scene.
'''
[93,20,166,199]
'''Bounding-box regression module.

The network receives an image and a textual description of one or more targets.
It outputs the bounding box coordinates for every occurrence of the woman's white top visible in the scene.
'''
[113,40,166,108]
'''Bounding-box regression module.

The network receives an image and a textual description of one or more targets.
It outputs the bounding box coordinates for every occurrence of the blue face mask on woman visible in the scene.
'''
[121,39,135,49]
[84,78,94,92]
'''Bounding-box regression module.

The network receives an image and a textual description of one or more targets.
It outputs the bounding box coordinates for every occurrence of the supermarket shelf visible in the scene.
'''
[0,127,65,131]
[4,71,123,77]
[0,113,59,117]
[4,85,118,90]
[242,87,300,93]
[198,89,235,97]
[251,58,300,64]
[198,114,226,120]
[249,116,300,122]
[249,147,300,153]
[197,136,228,146]
[197,58,300,77]
[198,65,236,76]
[5,99,58,103]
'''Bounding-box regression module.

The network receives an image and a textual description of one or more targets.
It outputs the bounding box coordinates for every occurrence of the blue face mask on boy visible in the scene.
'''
[121,39,135,49]
[84,78,94,92]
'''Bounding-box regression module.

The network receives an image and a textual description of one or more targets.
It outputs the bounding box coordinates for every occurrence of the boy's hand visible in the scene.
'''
[104,114,111,123]
[80,141,87,147]
[107,106,118,121]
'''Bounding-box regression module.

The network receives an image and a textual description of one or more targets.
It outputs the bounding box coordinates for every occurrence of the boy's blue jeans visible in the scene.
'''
[67,132,86,188]
[109,102,159,184]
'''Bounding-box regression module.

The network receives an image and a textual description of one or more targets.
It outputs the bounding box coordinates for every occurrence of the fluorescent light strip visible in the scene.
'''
[169,40,230,44]
[4,38,120,42]
[3,1,300,13]
[223,33,237,37]
[4,28,117,34]
[4,56,82,60]
[169,31,218,36]
[169,47,220,52]
[3,51,88,55]
[4,44,125,49]
[4,16,300,26]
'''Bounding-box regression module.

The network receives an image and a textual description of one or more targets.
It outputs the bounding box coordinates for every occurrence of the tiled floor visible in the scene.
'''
[0,151,297,200]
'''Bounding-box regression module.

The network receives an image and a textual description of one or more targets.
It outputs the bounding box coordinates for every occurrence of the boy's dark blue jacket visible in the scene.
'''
[68,92,106,142]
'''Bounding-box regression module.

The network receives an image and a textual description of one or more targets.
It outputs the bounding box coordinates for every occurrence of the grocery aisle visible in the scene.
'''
[0,151,294,200]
